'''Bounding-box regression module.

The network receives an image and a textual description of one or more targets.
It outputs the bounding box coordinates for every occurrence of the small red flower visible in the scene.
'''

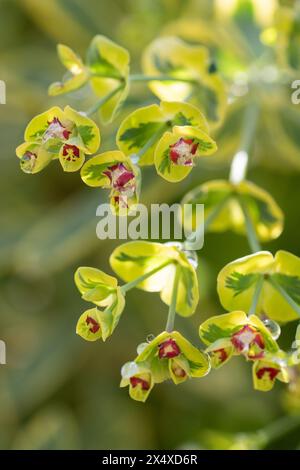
[214,348,229,364]
[130,376,150,390]
[62,144,80,161]
[86,316,100,334]
[43,117,71,142]
[158,338,181,359]
[256,366,280,381]
[231,325,265,359]
[169,138,198,166]
[104,163,135,191]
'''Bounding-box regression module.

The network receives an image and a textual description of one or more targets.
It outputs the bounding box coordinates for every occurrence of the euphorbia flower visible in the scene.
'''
[154,125,217,182]
[117,100,210,166]
[16,106,100,173]
[87,35,130,123]
[48,44,89,96]
[142,36,227,127]
[199,311,279,368]
[75,266,125,341]
[49,36,130,123]
[120,361,154,403]
[135,331,210,386]
[181,179,283,242]
[80,151,139,214]
[110,241,199,317]
[252,352,289,392]
[217,251,300,323]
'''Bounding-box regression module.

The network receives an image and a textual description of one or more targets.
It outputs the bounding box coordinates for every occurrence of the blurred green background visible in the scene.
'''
[1,0,300,450]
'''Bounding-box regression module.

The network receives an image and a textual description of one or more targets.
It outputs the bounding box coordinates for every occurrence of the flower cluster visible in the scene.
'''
[16,106,100,173]
[199,311,288,392]
[15,30,300,406]
[74,267,125,342]
[121,331,210,402]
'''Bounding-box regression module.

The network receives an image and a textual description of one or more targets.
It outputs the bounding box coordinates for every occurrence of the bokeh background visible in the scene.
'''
[1,0,300,450]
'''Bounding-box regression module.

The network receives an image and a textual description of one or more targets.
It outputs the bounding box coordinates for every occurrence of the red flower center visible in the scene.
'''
[62,144,80,161]
[86,316,100,334]
[231,325,265,359]
[169,138,198,166]
[158,338,181,359]
[171,362,187,378]
[104,163,135,194]
[214,348,228,364]
[130,376,150,390]
[43,117,71,142]
[256,367,280,381]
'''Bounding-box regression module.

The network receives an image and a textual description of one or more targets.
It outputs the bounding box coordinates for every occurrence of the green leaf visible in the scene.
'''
[225,272,259,296]
[86,45,121,79]
[115,252,151,265]
[77,125,95,147]
[271,273,300,305]
[157,148,171,175]
[29,126,47,141]
[171,112,194,127]
[194,137,215,152]
[119,121,163,151]
[201,324,236,344]
[81,163,110,182]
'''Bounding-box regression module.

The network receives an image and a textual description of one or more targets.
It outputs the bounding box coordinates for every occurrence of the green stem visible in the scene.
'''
[165,265,181,333]
[229,103,259,184]
[268,276,300,317]
[248,275,264,315]
[239,196,261,253]
[91,72,124,80]
[85,84,123,116]
[121,260,172,294]
[240,102,259,155]
[130,74,197,85]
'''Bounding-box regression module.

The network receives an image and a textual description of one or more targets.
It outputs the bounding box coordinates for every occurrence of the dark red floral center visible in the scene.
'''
[256,367,280,381]
[62,144,80,162]
[158,338,181,359]
[43,117,71,142]
[169,138,198,166]
[171,362,187,378]
[214,348,228,364]
[86,316,100,334]
[130,376,150,390]
[104,163,135,193]
[231,325,265,359]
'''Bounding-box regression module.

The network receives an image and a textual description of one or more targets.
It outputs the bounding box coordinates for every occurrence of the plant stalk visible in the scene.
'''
[248,275,264,315]
[165,265,181,332]
[121,260,172,294]
[268,276,300,317]
[239,196,261,253]
[85,84,123,117]
[130,74,197,84]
